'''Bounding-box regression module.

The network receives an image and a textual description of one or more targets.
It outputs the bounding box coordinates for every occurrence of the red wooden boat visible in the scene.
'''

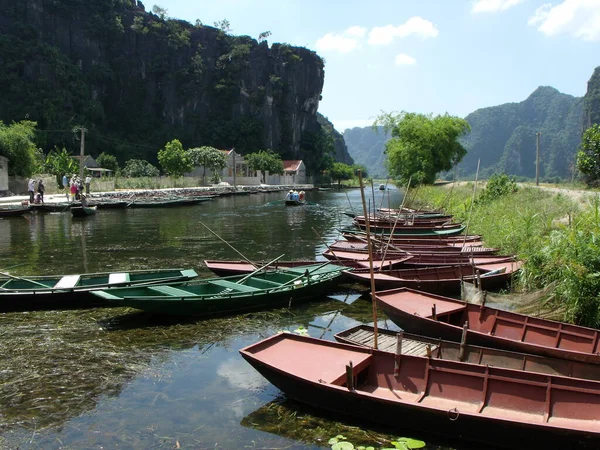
[344,260,522,294]
[341,229,483,243]
[241,332,600,448]
[322,248,516,267]
[353,220,465,234]
[342,232,484,248]
[334,324,600,381]
[376,287,600,364]
[328,240,498,255]
[203,257,412,277]
[353,215,453,226]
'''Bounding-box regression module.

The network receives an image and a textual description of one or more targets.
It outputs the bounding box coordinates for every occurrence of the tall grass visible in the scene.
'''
[410,184,600,327]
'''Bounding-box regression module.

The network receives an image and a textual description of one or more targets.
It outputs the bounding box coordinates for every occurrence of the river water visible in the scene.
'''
[0,188,480,450]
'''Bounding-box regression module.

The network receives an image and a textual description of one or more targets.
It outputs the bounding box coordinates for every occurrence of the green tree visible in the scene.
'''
[96,152,119,173]
[577,124,600,185]
[188,146,227,185]
[375,112,470,185]
[328,162,354,186]
[121,159,160,177]
[43,146,79,187]
[0,120,40,177]
[157,139,193,178]
[352,164,368,178]
[245,150,284,183]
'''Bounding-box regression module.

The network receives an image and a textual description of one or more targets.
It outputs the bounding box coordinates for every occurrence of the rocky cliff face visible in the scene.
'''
[583,67,600,130]
[0,0,333,171]
[316,114,354,165]
[459,86,582,180]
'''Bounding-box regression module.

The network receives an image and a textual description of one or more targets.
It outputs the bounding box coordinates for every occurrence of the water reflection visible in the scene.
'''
[1,189,437,449]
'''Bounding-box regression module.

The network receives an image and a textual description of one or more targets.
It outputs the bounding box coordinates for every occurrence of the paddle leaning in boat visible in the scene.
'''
[0,268,198,311]
[240,332,600,448]
[91,263,348,317]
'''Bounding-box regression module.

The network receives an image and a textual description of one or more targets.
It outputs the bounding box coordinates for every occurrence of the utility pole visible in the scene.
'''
[79,126,87,180]
[232,148,236,188]
[535,132,541,186]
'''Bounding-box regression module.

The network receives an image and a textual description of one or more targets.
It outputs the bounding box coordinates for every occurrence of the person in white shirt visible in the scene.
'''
[27,179,35,203]
[85,175,92,195]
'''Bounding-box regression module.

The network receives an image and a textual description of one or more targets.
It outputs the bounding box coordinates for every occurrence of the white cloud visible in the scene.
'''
[528,0,600,40]
[471,0,524,13]
[315,26,367,53]
[368,17,439,46]
[346,26,367,38]
[395,53,417,66]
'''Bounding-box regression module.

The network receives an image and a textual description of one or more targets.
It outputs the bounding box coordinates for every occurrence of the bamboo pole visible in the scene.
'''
[357,170,378,349]
[199,220,258,267]
[463,159,480,246]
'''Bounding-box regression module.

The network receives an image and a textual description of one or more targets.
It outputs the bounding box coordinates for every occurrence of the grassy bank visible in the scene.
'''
[408,180,600,327]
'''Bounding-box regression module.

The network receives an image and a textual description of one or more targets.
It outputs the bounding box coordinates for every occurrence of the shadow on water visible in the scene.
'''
[240,397,499,450]
[2,189,549,450]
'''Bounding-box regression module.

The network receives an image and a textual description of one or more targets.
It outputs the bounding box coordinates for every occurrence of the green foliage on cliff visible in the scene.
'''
[583,67,600,129]
[0,0,330,172]
[459,86,583,180]
[375,112,470,185]
[0,120,41,177]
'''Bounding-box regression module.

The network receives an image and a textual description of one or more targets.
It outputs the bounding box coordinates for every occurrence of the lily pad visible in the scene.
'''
[331,442,354,450]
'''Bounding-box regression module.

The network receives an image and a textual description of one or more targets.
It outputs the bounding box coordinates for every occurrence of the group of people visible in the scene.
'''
[27,179,45,204]
[62,174,92,202]
[285,190,305,202]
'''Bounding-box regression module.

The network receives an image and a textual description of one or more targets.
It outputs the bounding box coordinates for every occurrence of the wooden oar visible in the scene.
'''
[268,260,341,292]
[199,221,259,268]
[235,254,286,284]
[0,271,50,289]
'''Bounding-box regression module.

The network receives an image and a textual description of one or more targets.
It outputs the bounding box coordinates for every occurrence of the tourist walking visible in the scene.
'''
[27,178,35,203]
[69,179,77,202]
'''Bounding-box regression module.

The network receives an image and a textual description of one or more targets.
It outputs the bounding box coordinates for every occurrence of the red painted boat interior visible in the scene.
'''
[241,333,600,432]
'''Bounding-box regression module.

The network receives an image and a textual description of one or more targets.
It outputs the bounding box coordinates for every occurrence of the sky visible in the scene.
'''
[152,0,599,132]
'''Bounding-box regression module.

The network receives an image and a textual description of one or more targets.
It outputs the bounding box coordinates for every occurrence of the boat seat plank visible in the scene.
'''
[209,279,261,292]
[148,285,196,297]
[54,275,81,289]
[108,272,130,285]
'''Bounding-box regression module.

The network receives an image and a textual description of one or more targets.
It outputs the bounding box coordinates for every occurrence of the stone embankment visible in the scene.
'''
[0,184,314,206]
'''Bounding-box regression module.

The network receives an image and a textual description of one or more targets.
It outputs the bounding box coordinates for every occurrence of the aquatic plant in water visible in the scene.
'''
[328,434,426,450]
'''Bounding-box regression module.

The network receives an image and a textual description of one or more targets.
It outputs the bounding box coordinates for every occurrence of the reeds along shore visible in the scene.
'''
[409,182,600,328]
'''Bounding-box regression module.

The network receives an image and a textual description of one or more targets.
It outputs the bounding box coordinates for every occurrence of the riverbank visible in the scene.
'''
[0,184,315,206]
[410,181,600,327]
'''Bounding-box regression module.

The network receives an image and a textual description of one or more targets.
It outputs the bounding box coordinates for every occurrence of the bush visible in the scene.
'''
[477,173,518,204]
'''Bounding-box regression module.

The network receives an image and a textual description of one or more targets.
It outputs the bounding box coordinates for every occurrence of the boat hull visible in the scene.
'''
[93,265,347,317]
[241,333,600,449]
[0,268,198,311]
[377,287,600,365]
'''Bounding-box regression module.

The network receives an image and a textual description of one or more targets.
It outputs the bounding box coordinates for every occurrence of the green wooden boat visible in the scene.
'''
[0,268,198,311]
[91,264,348,316]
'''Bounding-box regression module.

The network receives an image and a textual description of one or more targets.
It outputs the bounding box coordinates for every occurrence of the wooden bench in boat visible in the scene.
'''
[54,275,81,289]
[148,285,197,297]
[108,272,130,285]
[209,279,261,292]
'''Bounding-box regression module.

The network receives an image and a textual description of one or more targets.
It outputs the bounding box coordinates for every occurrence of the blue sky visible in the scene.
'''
[154,0,599,132]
